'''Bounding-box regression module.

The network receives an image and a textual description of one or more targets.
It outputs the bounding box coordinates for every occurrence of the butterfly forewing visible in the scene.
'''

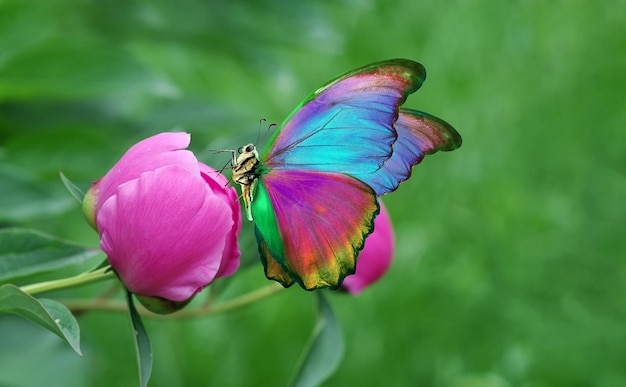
[261,59,427,178]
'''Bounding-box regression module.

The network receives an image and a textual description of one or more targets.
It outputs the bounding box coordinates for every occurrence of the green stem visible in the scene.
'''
[20,266,117,296]
[59,283,284,319]
[175,282,284,319]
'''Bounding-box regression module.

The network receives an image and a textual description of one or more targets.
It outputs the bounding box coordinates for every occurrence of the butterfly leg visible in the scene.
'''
[211,149,238,167]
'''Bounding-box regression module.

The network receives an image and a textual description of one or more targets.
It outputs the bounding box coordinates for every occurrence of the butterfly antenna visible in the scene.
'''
[254,118,267,145]
[256,120,277,145]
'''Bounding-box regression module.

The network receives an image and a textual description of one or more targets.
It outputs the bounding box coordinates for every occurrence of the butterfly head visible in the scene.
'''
[237,143,259,163]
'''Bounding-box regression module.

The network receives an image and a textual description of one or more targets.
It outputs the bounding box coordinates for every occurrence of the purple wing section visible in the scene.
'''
[354,108,462,194]
[259,169,378,290]
[262,59,427,177]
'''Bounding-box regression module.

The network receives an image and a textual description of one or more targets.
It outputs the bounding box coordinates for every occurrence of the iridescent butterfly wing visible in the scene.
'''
[250,59,462,290]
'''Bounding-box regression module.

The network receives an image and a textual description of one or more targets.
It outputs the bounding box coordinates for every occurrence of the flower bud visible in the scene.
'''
[84,132,241,305]
[341,200,394,295]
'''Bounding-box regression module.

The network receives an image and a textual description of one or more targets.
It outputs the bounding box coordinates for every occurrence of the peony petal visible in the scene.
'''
[199,166,242,278]
[99,165,234,301]
[341,201,394,295]
[198,162,231,189]
[96,132,200,215]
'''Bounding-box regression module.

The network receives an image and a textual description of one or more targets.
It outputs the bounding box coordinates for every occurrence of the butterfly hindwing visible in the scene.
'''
[254,227,295,288]
[251,169,378,290]
[357,108,463,194]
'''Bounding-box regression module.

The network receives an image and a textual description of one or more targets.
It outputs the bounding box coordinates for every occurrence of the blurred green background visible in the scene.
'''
[1,0,625,386]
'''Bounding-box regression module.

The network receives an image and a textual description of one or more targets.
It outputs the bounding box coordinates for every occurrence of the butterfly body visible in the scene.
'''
[232,59,462,290]
[230,144,261,221]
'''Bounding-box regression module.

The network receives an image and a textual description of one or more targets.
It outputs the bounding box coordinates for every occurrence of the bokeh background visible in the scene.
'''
[1,1,625,386]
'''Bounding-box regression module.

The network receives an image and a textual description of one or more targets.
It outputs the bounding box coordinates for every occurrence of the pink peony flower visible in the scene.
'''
[84,132,241,303]
[341,201,394,295]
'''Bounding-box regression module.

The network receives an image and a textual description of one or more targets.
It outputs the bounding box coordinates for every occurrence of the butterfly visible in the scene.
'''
[226,59,461,290]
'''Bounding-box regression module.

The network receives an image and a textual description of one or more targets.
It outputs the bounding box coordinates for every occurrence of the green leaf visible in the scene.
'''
[126,290,152,387]
[0,284,82,355]
[0,165,75,222]
[0,36,176,100]
[59,171,85,203]
[0,228,100,285]
[290,292,345,387]
[0,1,53,65]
